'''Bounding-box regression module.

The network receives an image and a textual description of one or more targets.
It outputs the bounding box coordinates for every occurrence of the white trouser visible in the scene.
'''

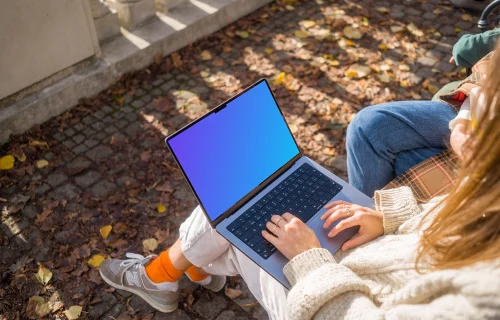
[179,206,289,320]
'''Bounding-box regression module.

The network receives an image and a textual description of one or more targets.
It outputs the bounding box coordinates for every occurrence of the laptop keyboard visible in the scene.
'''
[226,163,343,259]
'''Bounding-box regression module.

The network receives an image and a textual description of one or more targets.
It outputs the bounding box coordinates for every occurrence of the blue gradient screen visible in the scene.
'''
[168,81,299,221]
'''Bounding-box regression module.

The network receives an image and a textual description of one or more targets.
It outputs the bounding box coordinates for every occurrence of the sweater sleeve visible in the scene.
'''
[283,249,500,320]
[374,186,422,235]
[452,29,500,68]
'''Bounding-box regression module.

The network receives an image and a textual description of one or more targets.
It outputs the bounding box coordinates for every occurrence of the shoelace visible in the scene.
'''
[119,253,154,270]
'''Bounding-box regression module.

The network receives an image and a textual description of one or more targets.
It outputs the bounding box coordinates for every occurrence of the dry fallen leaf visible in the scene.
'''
[285,4,295,10]
[390,25,404,33]
[34,266,52,285]
[171,52,183,68]
[29,140,49,150]
[274,72,286,85]
[200,50,212,61]
[264,48,274,54]
[300,20,316,28]
[294,30,311,38]
[143,238,158,252]
[100,225,112,239]
[378,44,387,52]
[157,203,166,213]
[375,7,390,13]
[345,65,372,78]
[36,160,49,169]
[343,26,363,39]
[225,286,243,299]
[64,306,83,320]
[235,30,249,38]
[377,74,391,83]
[0,155,15,170]
[26,296,52,319]
[88,254,105,268]
[461,14,472,22]
[289,124,298,134]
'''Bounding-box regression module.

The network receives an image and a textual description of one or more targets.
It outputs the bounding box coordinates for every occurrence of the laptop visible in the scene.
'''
[165,79,374,289]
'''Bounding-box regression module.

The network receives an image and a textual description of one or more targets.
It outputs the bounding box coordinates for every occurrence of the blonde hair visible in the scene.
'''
[417,42,500,271]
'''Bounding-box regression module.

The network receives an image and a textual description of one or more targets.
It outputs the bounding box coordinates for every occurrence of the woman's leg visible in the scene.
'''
[179,206,289,320]
[346,100,456,197]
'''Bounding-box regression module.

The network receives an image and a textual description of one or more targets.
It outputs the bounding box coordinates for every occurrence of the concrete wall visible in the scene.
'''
[0,0,98,100]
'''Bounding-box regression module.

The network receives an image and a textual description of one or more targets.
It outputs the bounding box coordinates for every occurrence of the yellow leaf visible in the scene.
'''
[285,5,295,10]
[0,155,15,170]
[289,124,298,134]
[64,306,83,320]
[327,60,340,66]
[200,50,212,61]
[323,54,334,60]
[399,64,411,71]
[428,84,439,94]
[361,17,369,27]
[274,72,286,85]
[345,70,358,78]
[461,14,472,22]
[116,97,125,104]
[400,80,410,88]
[16,153,26,162]
[143,238,158,252]
[343,26,363,40]
[377,74,391,83]
[294,30,311,38]
[264,48,274,54]
[346,39,356,47]
[36,160,49,169]
[235,31,249,38]
[34,266,52,285]
[200,70,210,78]
[88,254,105,268]
[375,7,390,13]
[455,27,461,33]
[157,203,166,213]
[29,140,49,149]
[100,225,112,239]
[301,20,316,28]
[378,44,387,52]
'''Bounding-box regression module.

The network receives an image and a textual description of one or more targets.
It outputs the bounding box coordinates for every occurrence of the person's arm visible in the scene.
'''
[284,248,498,319]
[452,29,500,68]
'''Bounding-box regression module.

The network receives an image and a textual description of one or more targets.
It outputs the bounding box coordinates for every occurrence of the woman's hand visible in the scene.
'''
[320,200,384,251]
[450,120,472,160]
[262,213,321,260]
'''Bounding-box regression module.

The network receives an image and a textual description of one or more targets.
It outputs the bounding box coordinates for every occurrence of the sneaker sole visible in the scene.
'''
[186,274,227,292]
[99,269,178,313]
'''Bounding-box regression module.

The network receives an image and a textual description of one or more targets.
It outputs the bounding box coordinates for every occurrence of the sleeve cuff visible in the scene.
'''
[375,187,421,235]
[283,248,336,286]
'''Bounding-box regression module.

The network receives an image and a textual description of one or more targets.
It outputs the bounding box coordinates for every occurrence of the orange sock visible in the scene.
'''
[145,249,185,283]
[185,265,208,282]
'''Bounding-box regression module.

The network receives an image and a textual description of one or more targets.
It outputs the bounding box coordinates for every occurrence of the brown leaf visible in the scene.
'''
[156,182,174,193]
[154,228,170,245]
[29,139,49,150]
[171,52,183,69]
[140,151,152,162]
[113,222,128,234]
[225,286,243,299]
[154,52,162,65]
[187,294,195,306]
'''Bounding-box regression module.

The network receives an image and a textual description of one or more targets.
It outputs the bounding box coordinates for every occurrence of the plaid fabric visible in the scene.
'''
[438,51,493,111]
[382,149,459,203]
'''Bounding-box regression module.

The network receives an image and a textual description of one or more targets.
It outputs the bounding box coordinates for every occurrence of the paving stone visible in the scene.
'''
[193,294,228,320]
[72,144,88,155]
[92,110,105,119]
[47,173,68,187]
[63,140,76,149]
[129,295,156,313]
[90,180,117,197]
[48,184,81,200]
[86,145,113,162]
[103,116,114,124]
[436,61,455,73]
[94,132,108,141]
[91,122,106,131]
[116,175,139,187]
[73,123,85,131]
[115,289,133,298]
[122,106,134,113]
[65,156,92,175]
[215,310,249,320]
[102,303,125,319]
[116,119,129,128]
[35,183,51,195]
[141,94,153,103]
[21,205,38,219]
[53,132,65,141]
[425,49,444,59]
[63,128,75,137]
[416,67,435,79]
[113,111,127,119]
[84,139,99,148]
[104,125,119,134]
[416,56,438,67]
[87,291,117,319]
[102,105,115,114]
[131,99,145,108]
[125,122,144,137]
[423,12,436,20]
[84,128,97,137]
[441,25,457,36]
[44,152,55,161]
[152,78,163,86]
[72,134,85,144]
[75,170,102,188]
[125,113,138,122]
[389,11,404,19]
[82,116,94,125]
[151,88,162,96]
[154,309,190,320]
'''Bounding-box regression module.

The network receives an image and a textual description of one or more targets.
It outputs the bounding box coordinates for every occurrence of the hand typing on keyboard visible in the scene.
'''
[262,212,321,260]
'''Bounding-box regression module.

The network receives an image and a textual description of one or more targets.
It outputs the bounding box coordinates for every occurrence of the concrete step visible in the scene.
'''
[0,0,272,143]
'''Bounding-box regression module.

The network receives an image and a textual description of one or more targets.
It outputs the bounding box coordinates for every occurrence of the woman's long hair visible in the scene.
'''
[416,41,500,271]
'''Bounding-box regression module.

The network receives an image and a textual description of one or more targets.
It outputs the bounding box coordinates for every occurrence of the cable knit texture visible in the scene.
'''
[283,187,500,320]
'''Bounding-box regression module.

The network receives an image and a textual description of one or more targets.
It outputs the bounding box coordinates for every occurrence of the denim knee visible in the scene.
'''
[346,106,378,150]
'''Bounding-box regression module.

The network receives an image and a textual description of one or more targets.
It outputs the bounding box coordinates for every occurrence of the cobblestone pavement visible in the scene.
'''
[0,0,484,319]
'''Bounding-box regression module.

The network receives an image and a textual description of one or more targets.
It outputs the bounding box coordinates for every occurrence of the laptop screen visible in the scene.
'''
[167,80,300,221]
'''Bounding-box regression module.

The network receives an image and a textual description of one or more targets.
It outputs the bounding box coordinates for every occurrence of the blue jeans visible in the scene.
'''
[346,101,456,197]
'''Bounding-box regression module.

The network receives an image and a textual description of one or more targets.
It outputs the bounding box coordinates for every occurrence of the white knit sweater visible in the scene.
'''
[283,187,500,319]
